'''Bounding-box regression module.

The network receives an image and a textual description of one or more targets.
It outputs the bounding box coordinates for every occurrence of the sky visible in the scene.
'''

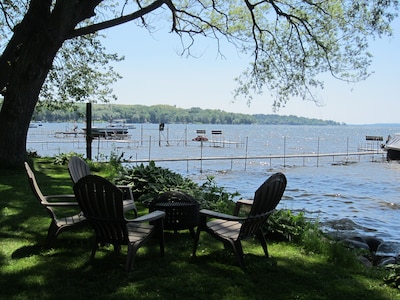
[101,16,400,125]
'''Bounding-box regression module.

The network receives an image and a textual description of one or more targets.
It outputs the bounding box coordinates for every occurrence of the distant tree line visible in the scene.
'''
[32,104,342,125]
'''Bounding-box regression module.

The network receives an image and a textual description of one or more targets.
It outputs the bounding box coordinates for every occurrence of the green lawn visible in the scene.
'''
[0,158,398,299]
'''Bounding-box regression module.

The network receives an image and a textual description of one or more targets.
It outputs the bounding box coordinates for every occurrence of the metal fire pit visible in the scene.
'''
[149,191,199,236]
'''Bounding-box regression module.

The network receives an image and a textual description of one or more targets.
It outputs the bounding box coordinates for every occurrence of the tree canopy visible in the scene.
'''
[31,103,341,125]
[0,0,397,167]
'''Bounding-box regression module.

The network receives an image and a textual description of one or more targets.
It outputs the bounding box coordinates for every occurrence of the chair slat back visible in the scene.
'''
[24,162,48,204]
[24,162,56,219]
[249,172,287,216]
[240,173,287,239]
[73,175,128,244]
[68,156,91,183]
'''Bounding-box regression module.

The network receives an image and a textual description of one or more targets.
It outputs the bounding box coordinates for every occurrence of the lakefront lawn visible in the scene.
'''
[0,157,398,299]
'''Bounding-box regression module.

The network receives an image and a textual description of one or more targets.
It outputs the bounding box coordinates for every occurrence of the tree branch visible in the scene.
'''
[66,0,165,39]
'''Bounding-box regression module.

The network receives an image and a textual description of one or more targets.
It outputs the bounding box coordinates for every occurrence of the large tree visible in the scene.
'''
[0,0,397,167]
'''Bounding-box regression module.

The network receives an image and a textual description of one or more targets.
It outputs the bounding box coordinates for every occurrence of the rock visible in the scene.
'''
[376,256,396,267]
[376,243,399,257]
[341,238,370,250]
[364,237,382,252]
[340,236,383,253]
[358,255,373,268]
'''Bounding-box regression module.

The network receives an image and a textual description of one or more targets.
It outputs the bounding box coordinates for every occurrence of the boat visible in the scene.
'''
[109,119,136,129]
[384,133,400,160]
[29,121,43,128]
[83,126,129,139]
[192,129,208,142]
[192,135,208,142]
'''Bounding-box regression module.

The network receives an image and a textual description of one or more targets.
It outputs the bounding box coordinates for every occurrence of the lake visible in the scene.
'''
[28,122,400,255]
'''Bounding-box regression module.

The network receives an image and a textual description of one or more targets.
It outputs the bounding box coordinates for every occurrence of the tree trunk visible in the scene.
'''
[0,30,61,167]
[0,1,99,168]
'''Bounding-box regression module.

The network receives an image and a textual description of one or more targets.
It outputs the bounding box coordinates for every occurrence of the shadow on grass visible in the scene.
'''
[0,160,396,299]
[2,226,395,300]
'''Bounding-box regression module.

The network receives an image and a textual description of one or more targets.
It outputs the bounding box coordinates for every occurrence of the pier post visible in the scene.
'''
[86,102,92,160]
[200,139,203,173]
[148,136,151,162]
[317,137,320,167]
[283,136,286,167]
[244,137,248,171]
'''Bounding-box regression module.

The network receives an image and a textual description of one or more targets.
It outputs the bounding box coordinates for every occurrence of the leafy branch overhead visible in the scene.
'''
[2,1,397,109]
[67,0,397,107]
[0,1,397,166]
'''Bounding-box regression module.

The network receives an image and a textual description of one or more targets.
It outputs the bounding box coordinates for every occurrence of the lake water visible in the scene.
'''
[28,122,400,255]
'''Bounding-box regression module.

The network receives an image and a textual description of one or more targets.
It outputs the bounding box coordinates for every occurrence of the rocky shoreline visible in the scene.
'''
[323,218,400,267]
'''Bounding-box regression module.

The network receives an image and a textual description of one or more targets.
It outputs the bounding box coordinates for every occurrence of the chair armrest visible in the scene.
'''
[199,209,245,222]
[117,185,134,200]
[132,210,165,223]
[43,194,79,206]
[42,201,80,207]
[236,199,253,206]
[44,194,76,201]
[233,199,253,216]
[117,185,131,189]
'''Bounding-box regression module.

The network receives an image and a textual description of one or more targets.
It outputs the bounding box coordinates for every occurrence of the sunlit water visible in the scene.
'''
[28,123,400,254]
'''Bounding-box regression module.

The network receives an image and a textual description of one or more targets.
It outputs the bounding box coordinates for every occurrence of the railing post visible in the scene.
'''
[86,102,92,160]
[283,136,286,167]
[317,137,320,167]
[244,136,248,171]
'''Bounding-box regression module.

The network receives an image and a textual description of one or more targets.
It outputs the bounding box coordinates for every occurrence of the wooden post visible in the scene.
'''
[86,103,92,160]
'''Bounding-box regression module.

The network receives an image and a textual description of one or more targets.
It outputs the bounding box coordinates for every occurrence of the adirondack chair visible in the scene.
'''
[68,156,137,217]
[73,175,165,271]
[193,172,287,268]
[24,162,86,246]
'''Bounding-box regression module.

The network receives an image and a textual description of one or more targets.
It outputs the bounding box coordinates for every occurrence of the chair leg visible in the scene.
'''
[126,242,139,272]
[231,240,245,269]
[155,219,165,257]
[256,230,269,258]
[90,240,99,261]
[189,227,196,239]
[192,228,201,257]
[193,214,207,257]
[113,244,121,254]
[159,229,165,257]
[46,221,60,246]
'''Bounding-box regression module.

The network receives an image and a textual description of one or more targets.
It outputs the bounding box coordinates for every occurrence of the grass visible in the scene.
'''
[0,158,398,299]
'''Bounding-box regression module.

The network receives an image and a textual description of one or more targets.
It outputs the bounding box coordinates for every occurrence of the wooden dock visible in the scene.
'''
[126,150,384,164]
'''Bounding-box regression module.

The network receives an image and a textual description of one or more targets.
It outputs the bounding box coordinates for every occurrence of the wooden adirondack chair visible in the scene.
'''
[24,162,86,246]
[73,174,165,271]
[193,172,287,268]
[68,156,137,216]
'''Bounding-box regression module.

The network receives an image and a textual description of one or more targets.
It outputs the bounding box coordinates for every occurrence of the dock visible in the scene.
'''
[126,150,383,163]
[125,149,385,172]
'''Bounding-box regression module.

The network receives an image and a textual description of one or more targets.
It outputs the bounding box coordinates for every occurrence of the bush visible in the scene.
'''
[265,210,310,242]
[53,152,84,165]
[193,175,239,212]
[114,161,238,212]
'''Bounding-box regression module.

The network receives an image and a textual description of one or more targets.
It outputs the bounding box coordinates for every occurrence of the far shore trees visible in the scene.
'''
[0,1,397,167]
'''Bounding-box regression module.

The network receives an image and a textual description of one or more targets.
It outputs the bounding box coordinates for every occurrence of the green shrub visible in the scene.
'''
[53,152,83,165]
[265,209,361,268]
[265,210,310,242]
[115,161,199,202]
[191,175,239,212]
[114,161,238,212]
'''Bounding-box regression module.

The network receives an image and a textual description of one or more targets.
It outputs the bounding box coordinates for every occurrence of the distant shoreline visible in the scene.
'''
[33,103,343,126]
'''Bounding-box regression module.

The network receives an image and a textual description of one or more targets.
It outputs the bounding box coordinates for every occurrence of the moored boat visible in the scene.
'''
[109,119,136,129]
[83,126,129,138]
[384,133,400,160]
